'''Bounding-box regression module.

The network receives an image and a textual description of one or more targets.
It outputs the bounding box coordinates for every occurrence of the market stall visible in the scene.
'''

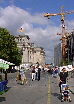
[0,59,9,95]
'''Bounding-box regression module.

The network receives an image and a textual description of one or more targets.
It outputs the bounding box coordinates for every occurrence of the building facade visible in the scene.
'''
[66,31,74,66]
[54,31,74,67]
[15,35,45,65]
[54,43,62,67]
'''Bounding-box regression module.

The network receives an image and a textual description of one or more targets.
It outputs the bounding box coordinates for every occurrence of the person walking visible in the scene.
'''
[21,71,25,85]
[38,66,41,81]
[31,66,36,81]
[58,68,68,93]
[16,70,21,82]
[54,67,59,76]
[20,70,27,85]
[35,67,38,80]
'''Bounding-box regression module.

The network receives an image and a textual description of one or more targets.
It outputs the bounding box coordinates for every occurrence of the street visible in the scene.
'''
[0,70,74,104]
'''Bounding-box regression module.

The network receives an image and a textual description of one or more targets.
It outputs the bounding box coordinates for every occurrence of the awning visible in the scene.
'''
[0,63,9,69]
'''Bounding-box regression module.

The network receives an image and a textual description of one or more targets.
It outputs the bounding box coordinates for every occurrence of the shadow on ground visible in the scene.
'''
[0,97,6,102]
[51,92,61,100]
[0,87,11,102]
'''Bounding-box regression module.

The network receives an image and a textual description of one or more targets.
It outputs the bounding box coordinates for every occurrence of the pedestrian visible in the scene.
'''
[20,70,26,85]
[44,66,47,72]
[58,68,68,93]
[51,68,54,77]
[16,70,21,84]
[38,66,41,81]
[16,70,21,80]
[35,66,38,80]
[54,67,59,75]
[31,66,36,81]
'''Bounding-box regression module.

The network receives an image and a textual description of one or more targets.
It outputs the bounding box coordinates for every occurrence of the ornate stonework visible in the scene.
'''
[15,35,45,65]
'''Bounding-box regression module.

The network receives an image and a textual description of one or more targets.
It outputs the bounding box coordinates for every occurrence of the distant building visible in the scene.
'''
[54,43,62,67]
[66,31,74,66]
[15,35,45,65]
[54,31,74,67]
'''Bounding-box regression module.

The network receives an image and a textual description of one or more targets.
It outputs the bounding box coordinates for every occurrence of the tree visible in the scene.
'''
[0,27,22,65]
[59,59,72,66]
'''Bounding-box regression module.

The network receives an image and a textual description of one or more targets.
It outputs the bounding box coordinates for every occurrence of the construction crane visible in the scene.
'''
[44,6,74,64]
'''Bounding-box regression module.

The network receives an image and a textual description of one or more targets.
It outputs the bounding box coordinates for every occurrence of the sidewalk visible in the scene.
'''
[67,76,74,95]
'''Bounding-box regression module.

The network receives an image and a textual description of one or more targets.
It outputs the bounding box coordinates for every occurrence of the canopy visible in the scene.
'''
[0,59,15,69]
[0,63,9,69]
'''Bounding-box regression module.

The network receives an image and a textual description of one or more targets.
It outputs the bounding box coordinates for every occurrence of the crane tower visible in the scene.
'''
[44,6,74,65]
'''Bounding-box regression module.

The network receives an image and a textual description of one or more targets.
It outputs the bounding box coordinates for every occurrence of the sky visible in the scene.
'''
[0,0,74,64]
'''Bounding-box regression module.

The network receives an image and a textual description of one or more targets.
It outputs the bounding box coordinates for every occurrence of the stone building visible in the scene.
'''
[34,47,45,65]
[15,35,45,65]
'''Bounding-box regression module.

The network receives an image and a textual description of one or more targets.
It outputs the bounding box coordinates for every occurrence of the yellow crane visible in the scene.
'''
[44,6,74,64]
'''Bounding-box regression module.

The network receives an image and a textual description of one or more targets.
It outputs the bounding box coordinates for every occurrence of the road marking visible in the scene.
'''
[47,77,50,104]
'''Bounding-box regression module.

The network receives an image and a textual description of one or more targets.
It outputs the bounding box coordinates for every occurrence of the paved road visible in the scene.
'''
[50,75,74,104]
[0,71,48,104]
[0,71,74,104]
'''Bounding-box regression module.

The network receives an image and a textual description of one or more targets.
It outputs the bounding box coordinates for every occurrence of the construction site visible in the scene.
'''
[44,6,74,67]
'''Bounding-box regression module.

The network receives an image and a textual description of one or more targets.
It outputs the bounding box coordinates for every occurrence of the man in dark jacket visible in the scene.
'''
[58,68,68,93]
[38,66,41,81]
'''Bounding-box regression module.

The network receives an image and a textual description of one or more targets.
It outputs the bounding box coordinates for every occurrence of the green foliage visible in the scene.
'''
[0,27,22,65]
[59,59,72,66]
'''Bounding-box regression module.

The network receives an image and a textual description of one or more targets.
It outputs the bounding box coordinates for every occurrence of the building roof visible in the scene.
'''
[15,35,30,40]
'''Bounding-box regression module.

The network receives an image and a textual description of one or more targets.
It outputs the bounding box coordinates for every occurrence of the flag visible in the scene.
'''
[20,28,23,32]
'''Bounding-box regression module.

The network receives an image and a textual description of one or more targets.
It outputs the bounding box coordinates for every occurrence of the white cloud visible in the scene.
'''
[0,6,73,63]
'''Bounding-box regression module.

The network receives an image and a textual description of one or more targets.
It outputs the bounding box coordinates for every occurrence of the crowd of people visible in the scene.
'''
[12,64,74,102]
[15,64,60,84]
[15,64,42,85]
[31,65,41,81]
[15,64,72,94]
